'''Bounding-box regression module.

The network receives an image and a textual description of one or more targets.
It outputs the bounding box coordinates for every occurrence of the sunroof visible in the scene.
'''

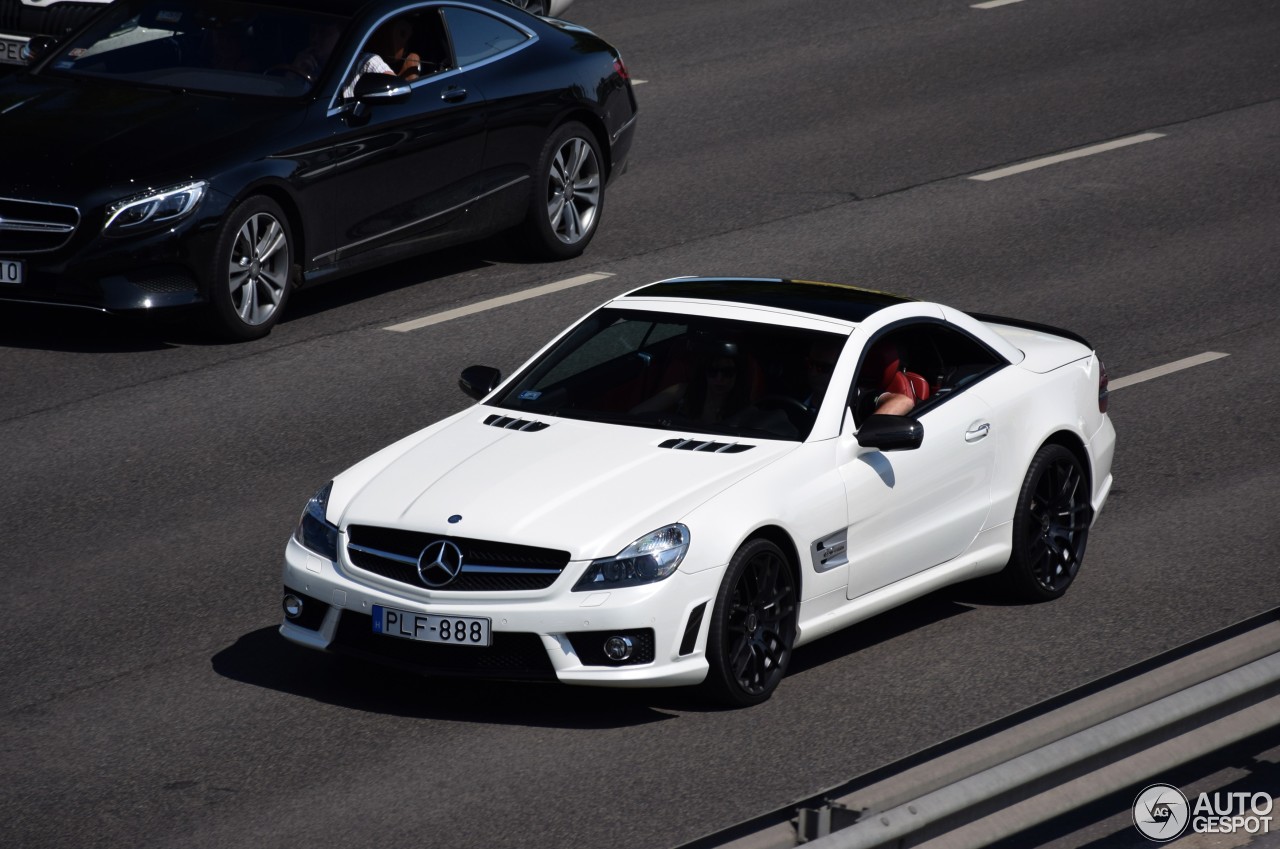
[623,277,915,323]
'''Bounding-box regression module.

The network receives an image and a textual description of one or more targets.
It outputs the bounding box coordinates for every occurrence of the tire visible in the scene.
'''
[523,121,604,260]
[1001,443,1092,602]
[509,0,549,13]
[207,196,294,341]
[703,538,798,707]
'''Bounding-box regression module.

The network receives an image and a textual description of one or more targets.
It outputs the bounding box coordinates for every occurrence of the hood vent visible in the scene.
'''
[659,438,753,454]
[484,414,549,432]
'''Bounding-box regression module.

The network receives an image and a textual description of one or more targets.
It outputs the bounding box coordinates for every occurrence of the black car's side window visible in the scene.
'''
[850,322,1006,425]
[440,8,529,67]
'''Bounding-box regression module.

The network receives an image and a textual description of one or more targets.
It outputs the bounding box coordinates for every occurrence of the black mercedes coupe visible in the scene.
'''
[0,0,637,338]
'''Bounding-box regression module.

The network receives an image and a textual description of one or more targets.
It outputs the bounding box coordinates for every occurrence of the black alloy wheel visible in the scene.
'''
[207,195,294,341]
[704,538,798,707]
[523,121,604,260]
[1003,443,1092,602]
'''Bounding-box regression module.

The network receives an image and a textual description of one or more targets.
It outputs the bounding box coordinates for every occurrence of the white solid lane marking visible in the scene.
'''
[385,272,615,332]
[969,133,1165,181]
[631,79,649,86]
[972,0,1025,8]
[1110,352,1229,391]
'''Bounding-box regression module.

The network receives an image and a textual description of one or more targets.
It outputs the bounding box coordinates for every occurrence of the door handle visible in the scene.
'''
[441,87,468,103]
[965,423,991,442]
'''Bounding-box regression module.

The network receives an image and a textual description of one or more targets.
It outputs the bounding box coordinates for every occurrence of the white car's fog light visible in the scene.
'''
[282,594,304,619]
[603,635,634,661]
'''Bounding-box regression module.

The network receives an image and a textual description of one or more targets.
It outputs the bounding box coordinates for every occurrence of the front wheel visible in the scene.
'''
[703,538,798,707]
[522,121,604,260]
[207,196,294,341]
[1000,443,1092,602]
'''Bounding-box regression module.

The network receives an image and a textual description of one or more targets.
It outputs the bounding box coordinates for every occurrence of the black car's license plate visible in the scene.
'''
[0,259,24,285]
[372,604,491,647]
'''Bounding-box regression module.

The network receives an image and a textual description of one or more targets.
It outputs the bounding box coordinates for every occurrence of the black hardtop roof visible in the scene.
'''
[623,277,917,324]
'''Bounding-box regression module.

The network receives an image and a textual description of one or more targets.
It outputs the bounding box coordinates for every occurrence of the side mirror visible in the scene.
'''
[22,36,57,64]
[459,365,501,400]
[855,414,923,451]
[352,73,412,104]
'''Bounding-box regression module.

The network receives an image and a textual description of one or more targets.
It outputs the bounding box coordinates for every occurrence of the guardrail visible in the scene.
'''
[679,608,1280,849]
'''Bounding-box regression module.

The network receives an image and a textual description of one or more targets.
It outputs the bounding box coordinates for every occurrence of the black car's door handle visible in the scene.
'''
[441,88,468,103]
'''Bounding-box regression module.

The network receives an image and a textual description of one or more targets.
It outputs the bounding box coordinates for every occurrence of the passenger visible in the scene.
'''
[801,337,842,412]
[633,342,752,427]
[287,21,342,81]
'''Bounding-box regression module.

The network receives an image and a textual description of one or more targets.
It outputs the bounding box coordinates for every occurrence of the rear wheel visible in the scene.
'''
[508,0,549,15]
[1001,443,1091,602]
[703,538,798,707]
[522,121,604,260]
[207,196,294,341]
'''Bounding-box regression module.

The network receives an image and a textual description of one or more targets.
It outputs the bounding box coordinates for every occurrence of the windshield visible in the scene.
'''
[492,308,848,441]
[43,1,347,97]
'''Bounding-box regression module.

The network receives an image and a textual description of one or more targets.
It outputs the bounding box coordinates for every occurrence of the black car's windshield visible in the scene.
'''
[492,308,848,442]
[43,1,347,97]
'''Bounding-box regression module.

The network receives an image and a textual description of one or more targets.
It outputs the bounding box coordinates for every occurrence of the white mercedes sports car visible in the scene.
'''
[280,277,1115,705]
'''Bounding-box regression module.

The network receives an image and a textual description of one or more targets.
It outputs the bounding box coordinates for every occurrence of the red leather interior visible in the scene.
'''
[868,340,931,402]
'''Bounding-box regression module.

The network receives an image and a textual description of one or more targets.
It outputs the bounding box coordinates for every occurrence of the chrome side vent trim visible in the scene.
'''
[483,414,549,432]
[658,438,753,454]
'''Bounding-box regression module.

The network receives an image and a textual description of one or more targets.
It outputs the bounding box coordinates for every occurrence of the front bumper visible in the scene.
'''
[279,536,720,688]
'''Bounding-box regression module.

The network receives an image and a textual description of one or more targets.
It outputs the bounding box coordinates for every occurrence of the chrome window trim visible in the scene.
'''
[325,1,538,116]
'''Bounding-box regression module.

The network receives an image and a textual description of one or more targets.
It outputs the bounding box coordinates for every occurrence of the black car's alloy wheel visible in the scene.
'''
[525,121,603,259]
[209,196,294,340]
[1003,443,1091,601]
[704,538,798,707]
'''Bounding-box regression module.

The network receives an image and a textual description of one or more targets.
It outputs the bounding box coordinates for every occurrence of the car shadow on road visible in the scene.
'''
[0,303,184,352]
[212,626,678,729]
[0,243,500,352]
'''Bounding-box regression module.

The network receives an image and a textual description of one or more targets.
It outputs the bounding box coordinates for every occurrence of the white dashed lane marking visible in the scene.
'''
[972,0,1026,9]
[1110,352,1229,391]
[384,272,614,332]
[970,133,1165,181]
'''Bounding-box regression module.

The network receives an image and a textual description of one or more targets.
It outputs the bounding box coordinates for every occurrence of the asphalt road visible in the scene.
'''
[2,1,1279,847]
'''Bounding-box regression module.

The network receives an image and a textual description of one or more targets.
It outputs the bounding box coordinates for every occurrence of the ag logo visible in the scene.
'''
[1133,783,1190,842]
[417,540,464,588]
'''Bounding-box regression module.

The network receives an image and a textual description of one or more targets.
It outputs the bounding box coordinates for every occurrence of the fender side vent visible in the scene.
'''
[484,414,549,432]
[658,438,753,453]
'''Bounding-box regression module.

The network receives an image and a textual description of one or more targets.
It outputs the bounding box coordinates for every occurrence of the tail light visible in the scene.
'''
[613,55,630,81]
[1097,358,1109,413]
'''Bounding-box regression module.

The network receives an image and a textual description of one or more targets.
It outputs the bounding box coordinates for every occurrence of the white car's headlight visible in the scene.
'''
[292,482,338,561]
[103,180,208,236]
[573,524,689,591]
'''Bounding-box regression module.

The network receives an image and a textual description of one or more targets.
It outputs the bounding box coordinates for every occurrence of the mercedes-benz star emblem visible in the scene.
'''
[417,540,464,588]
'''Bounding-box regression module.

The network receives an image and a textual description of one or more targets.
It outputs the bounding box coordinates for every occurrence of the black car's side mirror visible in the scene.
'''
[459,365,502,400]
[22,36,57,64]
[352,74,412,104]
[856,414,923,451]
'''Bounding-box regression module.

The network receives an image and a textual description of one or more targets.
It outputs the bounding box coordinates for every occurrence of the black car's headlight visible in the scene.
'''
[102,180,208,236]
[292,482,338,561]
[573,524,689,591]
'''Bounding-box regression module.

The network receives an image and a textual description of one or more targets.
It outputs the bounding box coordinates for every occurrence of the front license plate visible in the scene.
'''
[0,259,23,285]
[0,36,28,66]
[372,604,492,647]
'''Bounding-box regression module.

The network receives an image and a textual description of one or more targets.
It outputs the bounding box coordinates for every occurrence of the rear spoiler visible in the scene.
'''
[969,312,1093,350]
